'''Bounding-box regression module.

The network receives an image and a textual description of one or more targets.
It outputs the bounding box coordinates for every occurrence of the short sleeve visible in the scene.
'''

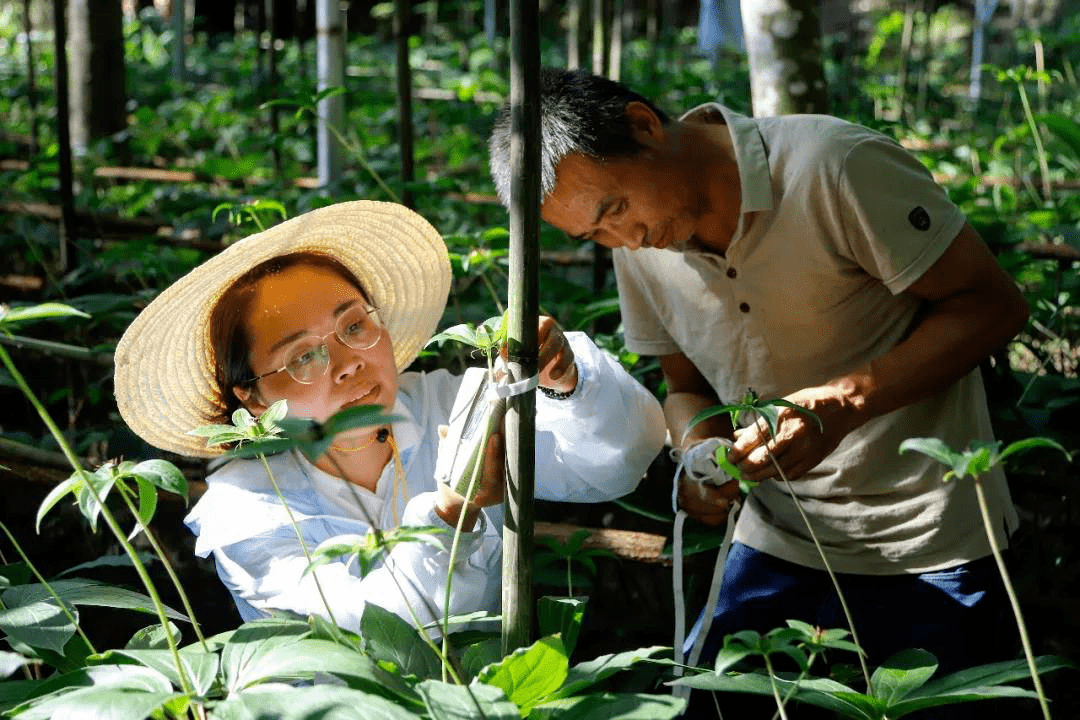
[612,247,682,357]
[838,137,966,294]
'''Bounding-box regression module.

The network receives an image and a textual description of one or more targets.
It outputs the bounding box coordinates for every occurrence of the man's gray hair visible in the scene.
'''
[487,68,670,208]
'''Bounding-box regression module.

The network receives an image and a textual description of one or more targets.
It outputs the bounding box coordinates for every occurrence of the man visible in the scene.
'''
[489,68,1028,712]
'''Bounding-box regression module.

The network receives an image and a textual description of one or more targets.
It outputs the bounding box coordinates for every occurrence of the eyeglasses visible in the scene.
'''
[247,304,383,385]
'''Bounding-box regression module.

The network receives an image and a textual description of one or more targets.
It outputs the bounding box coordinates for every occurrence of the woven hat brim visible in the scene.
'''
[114,201,450,458]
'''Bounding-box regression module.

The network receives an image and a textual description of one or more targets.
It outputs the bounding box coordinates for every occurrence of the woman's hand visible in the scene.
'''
[435,431,505,531]
[537,316,578,394]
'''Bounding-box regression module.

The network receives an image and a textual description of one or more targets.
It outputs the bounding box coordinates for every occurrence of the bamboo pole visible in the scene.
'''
[51,0,77,273]
[394,0,415,208]
[502,0,540,656]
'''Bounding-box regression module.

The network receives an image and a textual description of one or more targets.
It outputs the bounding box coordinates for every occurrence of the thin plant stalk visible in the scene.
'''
[972,477,1051,720]
[1014,76,1052,204]
[257,453,340,628]
[0,521,97,654]
[760,652,789,720]
[771,651,817,720]
[442,444,485,679]
[320,453,465,685]
[113,485,208,650]
[0,346,195,694]
[755,417,872,692]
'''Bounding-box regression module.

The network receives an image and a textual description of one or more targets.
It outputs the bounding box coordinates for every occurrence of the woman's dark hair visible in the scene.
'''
[208,251,371,423]
[488,67,670,207]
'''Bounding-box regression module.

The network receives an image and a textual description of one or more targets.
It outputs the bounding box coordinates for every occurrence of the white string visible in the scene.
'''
[670,446,741,701]
[493,373,539,398]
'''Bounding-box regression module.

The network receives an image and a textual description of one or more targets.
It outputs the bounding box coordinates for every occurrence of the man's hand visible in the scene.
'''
[678,475,741,526]
[672,438,741,525]
[728,384,864,483]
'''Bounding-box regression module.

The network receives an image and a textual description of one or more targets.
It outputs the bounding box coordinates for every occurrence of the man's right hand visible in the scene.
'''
[677,475,740,526]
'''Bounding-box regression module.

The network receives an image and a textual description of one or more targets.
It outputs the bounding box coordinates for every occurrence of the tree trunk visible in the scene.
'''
[315,0,344,186]
[68,0,127,153]
[607,0,623,80]
[22,0,39,159]
[567,0,581,69]
[395,0,415,207]
[591,0,605,75]
[740,0,828,117]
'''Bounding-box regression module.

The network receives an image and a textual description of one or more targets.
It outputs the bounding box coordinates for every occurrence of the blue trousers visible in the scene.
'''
[682,542,1018,720]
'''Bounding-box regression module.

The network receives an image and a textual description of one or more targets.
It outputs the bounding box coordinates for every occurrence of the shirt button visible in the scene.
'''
[726,267,737,279]
[739,302,750,313]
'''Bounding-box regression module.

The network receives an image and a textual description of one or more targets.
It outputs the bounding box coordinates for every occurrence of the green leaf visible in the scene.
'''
[427,324,477,349]
[996,436,1072,465]
[530,692,687,719]
[1037,112,1080,161]
[553,646,670,699]
[477,635,569,714]
[214,685,420,720]
[4,579,187,621]
[0,597,77,653]
[35,476,80,532]
[219,618,312,692]
[126,477,158,540]
[130,459,188,498]
[55,553,155,578]
[537,596,587,658]
[124,621,182,650]
[672,671,877,719]
[15,687,185,720]
[906,654,1076,700]
[870,648,937,704]
[899,437,960,467]
[102,646,220,697]
[360,603,441,680]
[0,303,90,330]
[417,680,520,720]
[686,404,743,434]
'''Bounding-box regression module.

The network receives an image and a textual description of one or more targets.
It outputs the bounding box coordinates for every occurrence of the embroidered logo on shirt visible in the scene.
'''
[908,206,931,231]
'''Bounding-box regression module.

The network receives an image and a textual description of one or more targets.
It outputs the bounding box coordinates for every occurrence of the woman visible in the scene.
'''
[114,200,666,633]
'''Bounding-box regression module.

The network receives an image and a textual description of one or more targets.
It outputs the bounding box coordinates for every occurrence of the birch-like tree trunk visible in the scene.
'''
[315,0,344,186]
[740,0,828,117]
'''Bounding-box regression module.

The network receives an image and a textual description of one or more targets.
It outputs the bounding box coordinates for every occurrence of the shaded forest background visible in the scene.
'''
[1,0,1078,716]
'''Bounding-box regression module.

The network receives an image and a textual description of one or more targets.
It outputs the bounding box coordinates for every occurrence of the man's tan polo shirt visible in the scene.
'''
[613,103,1017,574]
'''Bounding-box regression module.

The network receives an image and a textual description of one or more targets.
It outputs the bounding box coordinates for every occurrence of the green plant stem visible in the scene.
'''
[765,450,873,693]
[256,452,340,628]
[321,116,400,203]
[972,477,1052,720]
[1015,80,1052,204]
[442,425,489,681]
[566,557,573,598]
[320,453,463,684]
[0,345,195,695]
[114,484,209,650]
[771,651,816,720]
[761,653,790,720]
[0,520,97,654]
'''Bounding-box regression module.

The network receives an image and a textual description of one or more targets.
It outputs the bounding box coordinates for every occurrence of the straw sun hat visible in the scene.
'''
[114,200,451,458]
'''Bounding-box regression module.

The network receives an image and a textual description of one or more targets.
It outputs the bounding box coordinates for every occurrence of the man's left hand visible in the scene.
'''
[727,385,864,483]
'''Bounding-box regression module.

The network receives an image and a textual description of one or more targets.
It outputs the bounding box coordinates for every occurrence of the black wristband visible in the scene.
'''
[540,385,576,401]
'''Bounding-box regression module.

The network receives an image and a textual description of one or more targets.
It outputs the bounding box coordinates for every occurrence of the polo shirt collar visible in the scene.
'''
[680,102,773,215]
